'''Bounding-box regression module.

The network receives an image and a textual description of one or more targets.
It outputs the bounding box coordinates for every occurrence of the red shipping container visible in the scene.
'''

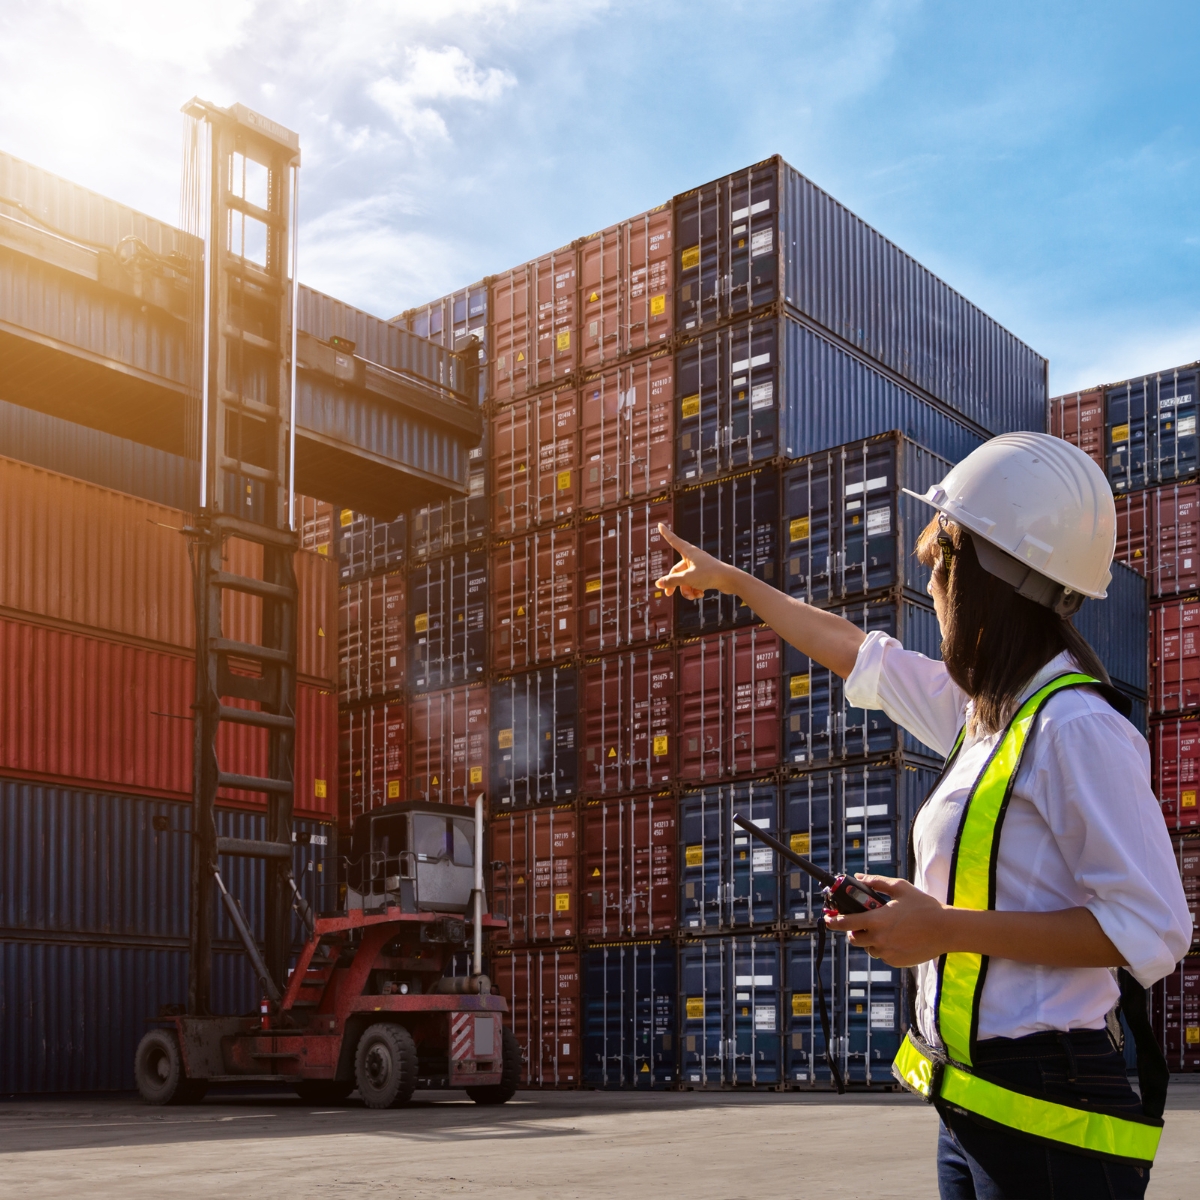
[1116,485,1200,598]
[578,205,673,369]
[580,351,674,509]
[489,805,578,946]
[677,626,781,781]
[581,792,677,939]
[580,498,673,652]
[1177,837,1200,883]
[1150,599,1200,715]
[1048,388,1106,470]
[580,647,675,795]
[0,615,336,818]
[338,572,405,704]
[490,247,578,403]
[1152,719,1200,828]
[339,699,405,828]
[407,684,489,806]
[491,385,579,535]
[492,948,581,1087]
[297,494,335,556]
[492,525,579,670]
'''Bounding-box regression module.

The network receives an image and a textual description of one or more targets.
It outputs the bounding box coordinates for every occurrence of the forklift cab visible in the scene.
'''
[345,801,476,914]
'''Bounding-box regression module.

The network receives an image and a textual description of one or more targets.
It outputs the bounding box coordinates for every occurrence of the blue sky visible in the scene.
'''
[3,0,1199,393]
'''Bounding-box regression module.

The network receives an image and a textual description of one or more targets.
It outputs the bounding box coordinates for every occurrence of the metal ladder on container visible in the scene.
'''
[182,98,304,1014]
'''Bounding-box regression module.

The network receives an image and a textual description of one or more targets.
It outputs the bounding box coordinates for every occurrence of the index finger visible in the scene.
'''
[825,910,879,934]
[658,523,700,558]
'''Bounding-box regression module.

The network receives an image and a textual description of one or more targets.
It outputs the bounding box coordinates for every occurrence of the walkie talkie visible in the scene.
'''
[731,814,890,915]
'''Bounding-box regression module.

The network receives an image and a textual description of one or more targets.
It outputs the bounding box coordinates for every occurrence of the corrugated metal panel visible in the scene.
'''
[338,572,405,704]
[491,525,580,670]
[490,666,579,809]
[492,386,580,535]
[407,548,488,693]
[1074,560,1148,696]
[489,805,578,947]
[400,280,488,406]
[409,425,488,560]
[407,684,488,807]
[1151,719,1200,830]
[1106,366,1200,493]
[339,699,406,826]
[491,947,581,1087]
[1116,485,1200,599]
[1149,599,1197,717]
[1049,388,1106,471]
[336,507,406,583]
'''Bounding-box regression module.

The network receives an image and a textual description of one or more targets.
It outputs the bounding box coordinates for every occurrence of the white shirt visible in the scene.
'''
[844,632,1192,1045]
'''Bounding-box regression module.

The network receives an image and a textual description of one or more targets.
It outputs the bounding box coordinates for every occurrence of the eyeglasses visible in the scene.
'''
[936,516,956,573]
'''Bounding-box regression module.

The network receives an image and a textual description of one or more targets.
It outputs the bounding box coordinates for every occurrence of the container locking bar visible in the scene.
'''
[216,771,293,795]
[216,836,292,860]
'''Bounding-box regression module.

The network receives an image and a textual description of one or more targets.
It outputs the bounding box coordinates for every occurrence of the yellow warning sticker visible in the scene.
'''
[681,394,701,419]
[681,245,700,271]
[340,509,354,526]
[1188,1026,1200,1044]
[790,674,811,698]
[650,294,666,316]
[685,844,703,867]
[517,351,525,362]
[387,780,400,799]
[653,734,669,756]
[1111,423,1130,443]
[557,470,571,491]
[316,544,328,556]
[1184,790,1197,808]
[317,626,325,638]
[555,892,571,912]
[791,832,811,856]
[470,766,483,784]
[414,612,429,633]
[314,779,327,799]
[586,579,602,593]
[790,517,810,542]
[589,290,599,302]
[686,997,704,1019]
[498,728,514,749]
[431,776,439,787]
[792,994,813,1017]
[556,330,571,352]
[608,747,617,758]
[640,1062,650,1072]
[592,867,601,877]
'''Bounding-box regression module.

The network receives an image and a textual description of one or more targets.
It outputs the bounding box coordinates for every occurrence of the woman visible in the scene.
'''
[656,432,1190,1200]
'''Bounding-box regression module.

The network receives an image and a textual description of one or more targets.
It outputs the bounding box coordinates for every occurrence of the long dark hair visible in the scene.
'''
[916,516,1110,735]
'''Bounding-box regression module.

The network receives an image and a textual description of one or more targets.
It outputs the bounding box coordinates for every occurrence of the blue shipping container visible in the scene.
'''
[1072,559,1148,698]
[679,780,779,933]
[1106,365,1200,493]
[678,934,783,1087]
[407,548,489,693]
[490,666,579,809]
[401,280,489,406]
[583,941,677,1088]
[410,424,489,560]
[337,508,406,583]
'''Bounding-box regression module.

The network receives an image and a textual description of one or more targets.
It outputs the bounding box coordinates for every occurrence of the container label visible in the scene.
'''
[791,832,811,856]
[751,229,773,257]
[650,294,666,316]
[790,674,811,698]
[681,394,701,419]
[736,975,774,986]
[556,330,571,351]
[414,613,429,633]
[867,835,892,861]
[586,579,602,593]
[686,997,704,1019]
[555,893,571,912]
[498,728,514,749]
[871,1002,896,1029]
[470,766,483,784]
[340,509,354,526]
[685,844,704,867]
[653,735,669,756]
[681,245,700,271]
[790,517,810,542]
[1188,1026,1200,1044]
[387,780,400,799]
[1161,394,1194,408]
[557,470,572,491]
[314,779,327,798]
[1111,423,1130,443]
[752,848,773,872]
[751,381,774,410]
[866,506,891,536]
[1184,791,1196,808]
[793,993,813,1016]
[1180,415,1197,437]
[754,1005,776,1030]
[849,969,894,983]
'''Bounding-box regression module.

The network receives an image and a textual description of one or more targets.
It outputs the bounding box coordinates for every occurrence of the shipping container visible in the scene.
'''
[489,805,578,946]
[338,572,405,704]
[400,279,488,404]
[783,594,942,768]
[677,626,781,781]
[1107,366,1200,493]
[0,616,336,818]
[780,758,941,926]
[1072,560,1149,698]
[335,507,406,583]
[297,495,336,557]
[674,467,779,635]
[583,940,677,1088]
[579,205,673,369]
[580,351,674,509]
[580,647,675,795]
[782,432,950,608]
[579,498,673,653]
[490,666,579,809]
[409,432,488,559]
[676,315,990,481]
[581,793,677,940]
[407,684,488,807]
[490,247,579,403]
[674,156,1046,436]
[407,548,488,693]
[678,934,783,1087]
[1049,388,1106,471]
[339,699,406,828]
[491,525,579,671]
[1115,484,1200,599]
[492,947,581,1087]
[1153,958,1200,1071]
[1150,597,1200,716]
[1152,718,1200,830]
[679,779,779,932]
[491,385,579,535]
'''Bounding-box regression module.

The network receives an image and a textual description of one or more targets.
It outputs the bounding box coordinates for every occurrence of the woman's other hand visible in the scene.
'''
[655,524,736,601]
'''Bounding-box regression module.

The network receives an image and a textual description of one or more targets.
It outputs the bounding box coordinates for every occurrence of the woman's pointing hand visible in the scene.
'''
[655,524,736,601]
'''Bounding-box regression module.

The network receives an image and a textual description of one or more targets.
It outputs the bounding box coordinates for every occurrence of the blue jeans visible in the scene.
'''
[934,1030,1151,1200]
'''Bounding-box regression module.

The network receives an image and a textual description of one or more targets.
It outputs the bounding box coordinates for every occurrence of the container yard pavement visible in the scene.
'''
[1,1083,1198,1199]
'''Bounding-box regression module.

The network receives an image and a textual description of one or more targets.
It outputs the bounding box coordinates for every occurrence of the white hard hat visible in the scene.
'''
[902,431,1116,610]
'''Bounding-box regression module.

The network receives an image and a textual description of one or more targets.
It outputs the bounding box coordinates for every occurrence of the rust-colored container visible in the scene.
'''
[677,626,781,780]
[490,247,578,403]
[581,792,677,939]
[0,615,336,818]
[491,385,580,535]
[580,350,674,509]
[578,205,673,369]
[297,495,336,556]
[489,805,578,947]
[1048,388,1106,471]
[1117,485,1200,599]
[407,684,488,806]
[580,498,673,653]
[491,947,581,1087]
[491,525,579,670]
[1151,599,1200,716]
[1152,717,1200,829]
[338,572,405,704]
[339,699,405,828]
[580,647,675,795]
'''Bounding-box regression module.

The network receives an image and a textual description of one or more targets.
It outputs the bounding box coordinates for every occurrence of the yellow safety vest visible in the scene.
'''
[892,672,1163,1167]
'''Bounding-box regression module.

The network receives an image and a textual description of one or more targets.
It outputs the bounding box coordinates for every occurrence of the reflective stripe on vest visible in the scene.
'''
[891,672,1164,1167]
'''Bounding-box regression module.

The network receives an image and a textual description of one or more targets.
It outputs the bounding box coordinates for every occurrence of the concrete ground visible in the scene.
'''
[1,1080,1197,1199]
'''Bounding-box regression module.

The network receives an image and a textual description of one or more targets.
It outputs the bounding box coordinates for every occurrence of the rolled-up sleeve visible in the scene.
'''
[844,631,967,758]
[1033,711,1193,986]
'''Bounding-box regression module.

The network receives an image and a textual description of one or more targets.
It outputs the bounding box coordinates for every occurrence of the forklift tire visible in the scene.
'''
[466,1027,521,1105]
[355,1022,418,1109]
[294,1080,354,1105]
[135,1029,207,1106]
